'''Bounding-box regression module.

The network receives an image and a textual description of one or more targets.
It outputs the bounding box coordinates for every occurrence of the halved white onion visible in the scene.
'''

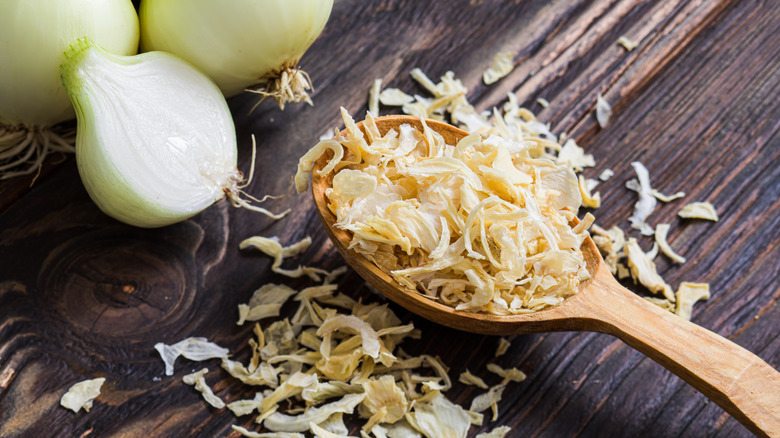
[61,38,282,228]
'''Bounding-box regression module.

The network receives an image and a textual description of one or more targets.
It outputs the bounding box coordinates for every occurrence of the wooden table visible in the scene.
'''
[1,0,778,436]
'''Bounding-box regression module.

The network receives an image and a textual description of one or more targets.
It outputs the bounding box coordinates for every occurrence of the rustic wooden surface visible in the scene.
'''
[1,0,778,437]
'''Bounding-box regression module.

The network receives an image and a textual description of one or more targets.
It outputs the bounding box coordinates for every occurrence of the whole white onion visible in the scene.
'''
[0,0,139,127]
[139,0,333,105]
[0,0,139,179]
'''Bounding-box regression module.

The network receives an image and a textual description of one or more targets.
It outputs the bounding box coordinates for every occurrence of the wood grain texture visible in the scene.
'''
[1,0,778,437]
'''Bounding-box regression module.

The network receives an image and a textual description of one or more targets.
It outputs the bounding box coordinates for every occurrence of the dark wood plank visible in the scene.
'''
[1,0,778,437]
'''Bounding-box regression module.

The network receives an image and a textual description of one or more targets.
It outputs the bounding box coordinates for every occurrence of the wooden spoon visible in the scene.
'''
[310,115,780,437]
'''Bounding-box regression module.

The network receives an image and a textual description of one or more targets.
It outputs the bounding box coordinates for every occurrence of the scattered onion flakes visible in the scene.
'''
[232,425,303,438]
[617,36,639,51]
[407,67,483,130]
[263,393,366,433]
[412,393,473,438]
[625,238,675,302]
[652,189,685,203]
[595,93,612,128]
[369,67,559,144]
[476,425,513,438]
[598,169,614,181]
[360,375,409,430]
[486,363,527,384]
[154,337,229,376]
[156,265,525,436]
[654,223,686,264]
[240,235,330,281]
[459,370,489,389]
[578,175,601,209]
[675,282,711,320]
[645,242,659,261]
[378,88,415,107]
[309,422,352,438]
[644,296,676,312]
[495,338,511,357]
[469,384,506,421]
[626,161,658,236]
[60,377,105,413]
[557,139,595,172]
[183,368,226,409]
[369,78,383,116]
[483,52,515,85]
[227,392,265,417]
[590,224,625,275]
[678,201,719,221]
[616,263,631,280]
[238,284,299,326]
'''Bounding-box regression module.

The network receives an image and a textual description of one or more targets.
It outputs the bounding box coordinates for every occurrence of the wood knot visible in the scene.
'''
[38,230,200,338]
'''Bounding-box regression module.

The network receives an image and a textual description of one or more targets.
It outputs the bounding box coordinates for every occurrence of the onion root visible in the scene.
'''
[0,123,76,183]
[246,63,314,111]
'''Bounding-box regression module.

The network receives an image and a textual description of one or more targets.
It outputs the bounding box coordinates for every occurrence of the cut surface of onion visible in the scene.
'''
[139,0,333,107]
[61,38,284,228]
[0,0,139,179]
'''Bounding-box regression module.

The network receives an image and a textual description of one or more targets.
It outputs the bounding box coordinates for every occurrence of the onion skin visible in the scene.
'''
[139,0,333,97]
[0,0,139,126]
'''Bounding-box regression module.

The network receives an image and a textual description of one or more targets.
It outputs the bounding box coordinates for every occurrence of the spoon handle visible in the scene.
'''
[582,271,780,437]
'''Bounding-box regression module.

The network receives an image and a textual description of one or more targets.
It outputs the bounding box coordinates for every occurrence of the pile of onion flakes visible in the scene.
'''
[155,241,522,437]
[296,109,594,314]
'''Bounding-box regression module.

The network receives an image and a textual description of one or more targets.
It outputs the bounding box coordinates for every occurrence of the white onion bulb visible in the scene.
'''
[61,38,282,228]
[139,0,333,106]
[0,0,139,178]
[1,0,139,126]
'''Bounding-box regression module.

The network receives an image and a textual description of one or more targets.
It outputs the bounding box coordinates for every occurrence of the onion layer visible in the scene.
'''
[139,0,333,106]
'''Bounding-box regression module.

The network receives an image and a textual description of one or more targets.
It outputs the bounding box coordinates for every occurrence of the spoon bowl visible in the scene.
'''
[310,115,779,437]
